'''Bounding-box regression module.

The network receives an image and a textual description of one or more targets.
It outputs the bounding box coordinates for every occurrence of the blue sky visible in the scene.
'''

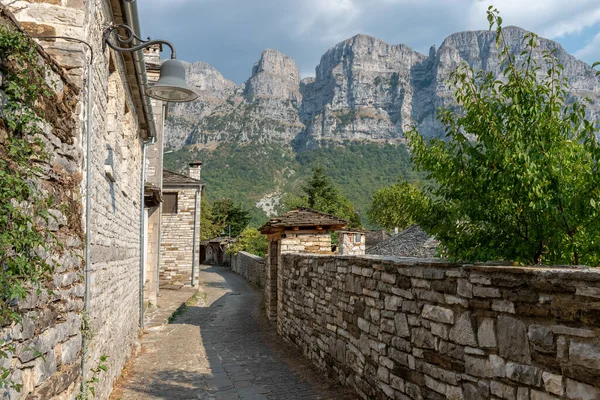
[140,0,600,85]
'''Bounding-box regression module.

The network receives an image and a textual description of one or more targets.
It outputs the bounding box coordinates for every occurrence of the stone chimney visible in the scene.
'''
[188,161,202,181]
[143,43,162,66]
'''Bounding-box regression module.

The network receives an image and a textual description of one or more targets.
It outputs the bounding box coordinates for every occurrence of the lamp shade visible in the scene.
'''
[146,59,198,102]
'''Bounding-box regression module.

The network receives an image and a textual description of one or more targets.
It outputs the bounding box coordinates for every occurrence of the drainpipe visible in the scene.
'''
[30,37,94,389]
[33,35,93,397]
[83,45,93,398]
[156,103,166,296]
[191,188,199,287]
[121,0,158,328]
[121,0,157,141]
[139,140,150,328]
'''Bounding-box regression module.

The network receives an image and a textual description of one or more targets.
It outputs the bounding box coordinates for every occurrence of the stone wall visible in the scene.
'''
[0,10,84,399]
[278,254,600,400]
[230,252,266,289]
[281,232,332,253]
[160,187,200,285]
[7,1,152,398]
[264,232,333,321]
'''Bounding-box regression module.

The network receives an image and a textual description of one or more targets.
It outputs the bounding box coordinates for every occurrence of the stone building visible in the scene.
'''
[159,165,204,286]
[259,208,347,322]
[337,229,366,255]
[1,0,188,398]
[199,236,233,266]
[142,43,167,307]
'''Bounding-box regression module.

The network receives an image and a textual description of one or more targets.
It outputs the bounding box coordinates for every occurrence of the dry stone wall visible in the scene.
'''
[0,10,84,399]
[278,254,600,400]
[230,252,266,289]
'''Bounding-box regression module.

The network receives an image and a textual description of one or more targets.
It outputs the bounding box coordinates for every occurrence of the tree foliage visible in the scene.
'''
[212,198,251,237]
[165,142,419,228]
[405,8,600,265]
[228,227,268,257]
[200,197,225,241]
[281,167,362,227]
[367,181,429,231]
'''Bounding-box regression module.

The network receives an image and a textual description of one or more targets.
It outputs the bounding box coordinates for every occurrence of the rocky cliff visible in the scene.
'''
[165,27,600,151]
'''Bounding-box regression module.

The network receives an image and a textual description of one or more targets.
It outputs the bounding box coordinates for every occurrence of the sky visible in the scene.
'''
[139,0,600,85]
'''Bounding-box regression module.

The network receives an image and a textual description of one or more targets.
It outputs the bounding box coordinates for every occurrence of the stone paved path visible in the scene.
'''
[111,265,356,400]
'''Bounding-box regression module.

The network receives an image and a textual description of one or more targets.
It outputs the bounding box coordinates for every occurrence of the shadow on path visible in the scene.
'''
[111,265,356,400]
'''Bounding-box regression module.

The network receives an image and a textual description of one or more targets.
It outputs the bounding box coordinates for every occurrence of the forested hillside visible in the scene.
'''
[164,142,419,226]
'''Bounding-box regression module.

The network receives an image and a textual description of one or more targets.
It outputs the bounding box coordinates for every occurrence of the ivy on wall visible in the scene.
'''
[0,25,59,391]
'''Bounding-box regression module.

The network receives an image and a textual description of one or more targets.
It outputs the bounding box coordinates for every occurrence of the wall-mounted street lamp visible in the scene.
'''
[103,24,198,102]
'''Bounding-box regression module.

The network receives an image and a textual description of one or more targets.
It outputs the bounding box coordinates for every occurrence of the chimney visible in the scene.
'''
[143,43,162,66]
[188,161,202,181]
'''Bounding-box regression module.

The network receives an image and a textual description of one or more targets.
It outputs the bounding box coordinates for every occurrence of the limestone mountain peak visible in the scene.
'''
[244,48,301,102]
[165,28,600,151]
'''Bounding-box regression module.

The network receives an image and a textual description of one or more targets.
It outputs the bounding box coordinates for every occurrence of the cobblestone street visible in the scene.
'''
[111,265,356,400]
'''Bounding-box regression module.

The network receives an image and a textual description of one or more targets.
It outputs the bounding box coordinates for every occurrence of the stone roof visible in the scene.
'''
[144,183,163,208]
[163,170,204,186]
[259,208,347,234]
[200,236,234,246]
[366,225,440,258]
[366,230,392,247]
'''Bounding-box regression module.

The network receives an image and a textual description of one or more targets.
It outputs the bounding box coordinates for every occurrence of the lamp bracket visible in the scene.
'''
[103,24,176,59]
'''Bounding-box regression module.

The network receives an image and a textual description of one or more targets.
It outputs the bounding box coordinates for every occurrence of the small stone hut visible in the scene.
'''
[199,236,233,266]
[259,208,347,321]
[338,229,366,255]
[160,163,204,286]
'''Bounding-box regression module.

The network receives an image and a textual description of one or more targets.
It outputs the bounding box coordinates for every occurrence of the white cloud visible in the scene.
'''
[467,0,600,38]
[285,0,362,42]
[575,32,600,63]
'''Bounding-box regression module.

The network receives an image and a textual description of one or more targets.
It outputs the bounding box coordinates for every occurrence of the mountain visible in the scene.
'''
[163,27,600,226]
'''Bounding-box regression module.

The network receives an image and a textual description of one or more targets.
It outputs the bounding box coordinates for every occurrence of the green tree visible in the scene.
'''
[200,197,225,241]
[282,167,362,227]
[212,198,251,237]
[228,227,268,257]
[406,7,600,265]
[368,181,429,231]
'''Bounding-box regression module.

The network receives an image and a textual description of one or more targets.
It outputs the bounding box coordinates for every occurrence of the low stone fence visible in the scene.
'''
[230,251,266,289]
[278,254,600,400]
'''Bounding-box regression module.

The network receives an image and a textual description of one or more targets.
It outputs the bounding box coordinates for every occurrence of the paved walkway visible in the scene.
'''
[144,286,198,331]
[111,265,355,400]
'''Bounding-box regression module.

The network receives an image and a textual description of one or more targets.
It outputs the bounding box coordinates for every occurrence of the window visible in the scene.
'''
[354,233,361,243]
[163,193,178,214]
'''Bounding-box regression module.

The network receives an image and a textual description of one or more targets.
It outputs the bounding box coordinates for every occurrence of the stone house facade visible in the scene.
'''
[160,166,204,286]
[2,1,173,398]
[259,208,347,322]
[338,229,366,255]
[142,44,166,307]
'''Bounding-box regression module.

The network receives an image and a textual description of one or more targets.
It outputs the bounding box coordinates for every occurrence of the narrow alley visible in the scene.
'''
[111,265,356,400]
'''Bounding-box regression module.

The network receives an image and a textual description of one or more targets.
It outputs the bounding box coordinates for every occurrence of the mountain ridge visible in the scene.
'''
[164,27,600,224]
[166,26,600,151]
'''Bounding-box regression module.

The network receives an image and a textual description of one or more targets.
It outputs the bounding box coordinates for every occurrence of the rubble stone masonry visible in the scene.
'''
[230,252,266,289]
[278,254,600,400]
[0,10,83,399]
[7,0,148,398]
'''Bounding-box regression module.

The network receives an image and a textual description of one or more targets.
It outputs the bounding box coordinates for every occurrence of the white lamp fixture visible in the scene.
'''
[103,23,198,103]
